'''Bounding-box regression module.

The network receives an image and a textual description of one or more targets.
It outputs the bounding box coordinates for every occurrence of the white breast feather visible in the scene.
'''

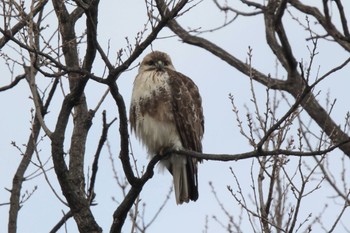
[131,71,182,157]
[131,71,167,100]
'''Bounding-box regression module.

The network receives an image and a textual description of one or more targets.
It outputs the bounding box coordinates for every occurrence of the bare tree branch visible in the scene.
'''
[172,140,349,162]
[0,73,26,91]
[0,0,48,48]
[290,0,350,52]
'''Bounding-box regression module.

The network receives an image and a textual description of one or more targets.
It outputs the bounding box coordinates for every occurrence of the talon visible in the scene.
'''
[159,147,172,157]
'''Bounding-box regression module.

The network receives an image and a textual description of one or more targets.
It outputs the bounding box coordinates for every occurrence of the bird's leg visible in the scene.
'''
[157,146,175,175]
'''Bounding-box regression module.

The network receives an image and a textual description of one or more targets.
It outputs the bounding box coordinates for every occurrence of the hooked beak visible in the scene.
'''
[155,60,165,70]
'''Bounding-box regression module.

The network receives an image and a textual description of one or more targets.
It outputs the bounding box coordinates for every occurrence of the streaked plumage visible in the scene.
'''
[129,51,204,204]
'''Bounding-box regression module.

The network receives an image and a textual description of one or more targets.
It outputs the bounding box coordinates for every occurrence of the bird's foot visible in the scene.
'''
[158,146,173,158]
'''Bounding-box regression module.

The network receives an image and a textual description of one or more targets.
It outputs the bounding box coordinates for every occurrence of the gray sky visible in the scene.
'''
[1,1,350,232]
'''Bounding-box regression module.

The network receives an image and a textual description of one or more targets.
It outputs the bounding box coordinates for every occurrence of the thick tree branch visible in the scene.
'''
[50,111,116,233]
[290,0,350,52]
[50,1,102,232]
[334,0,350,38]
[82,0,99,71]
[108,82,136,184]
[264,1,298,75]
[50,74,100,233]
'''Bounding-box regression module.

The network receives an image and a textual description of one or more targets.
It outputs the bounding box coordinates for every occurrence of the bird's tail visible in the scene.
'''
[171,154,199,204]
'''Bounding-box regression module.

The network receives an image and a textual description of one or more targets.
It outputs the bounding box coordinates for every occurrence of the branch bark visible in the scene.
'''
[8,117,41,233]
[290,0,350,52]
[172,140,349,162]
[50,0,101,232]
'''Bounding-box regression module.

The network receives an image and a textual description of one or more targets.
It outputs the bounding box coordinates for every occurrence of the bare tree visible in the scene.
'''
[1,1,350,233]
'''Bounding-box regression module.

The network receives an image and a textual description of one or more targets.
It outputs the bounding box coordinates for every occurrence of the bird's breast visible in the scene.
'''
[130,70,182,155]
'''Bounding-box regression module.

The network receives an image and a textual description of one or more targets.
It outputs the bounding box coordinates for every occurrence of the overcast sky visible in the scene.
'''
[1,1,350,232]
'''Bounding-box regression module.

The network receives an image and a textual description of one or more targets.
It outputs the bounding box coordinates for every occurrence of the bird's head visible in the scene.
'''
[139,51,175,72]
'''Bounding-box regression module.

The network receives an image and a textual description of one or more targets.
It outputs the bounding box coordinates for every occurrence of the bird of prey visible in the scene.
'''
[129,51,204,204]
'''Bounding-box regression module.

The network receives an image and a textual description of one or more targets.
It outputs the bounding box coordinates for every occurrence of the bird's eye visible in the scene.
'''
[147,61,155,66]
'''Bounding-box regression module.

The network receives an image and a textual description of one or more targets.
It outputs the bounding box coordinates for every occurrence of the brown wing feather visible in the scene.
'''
[167,69,204,201]
[167,69,204,153]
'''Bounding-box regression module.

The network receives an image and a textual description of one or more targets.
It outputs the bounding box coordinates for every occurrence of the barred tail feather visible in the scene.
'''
[171,154,198,205]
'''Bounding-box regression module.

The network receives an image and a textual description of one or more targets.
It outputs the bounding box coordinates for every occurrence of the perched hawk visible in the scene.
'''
[129,51,204,204]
